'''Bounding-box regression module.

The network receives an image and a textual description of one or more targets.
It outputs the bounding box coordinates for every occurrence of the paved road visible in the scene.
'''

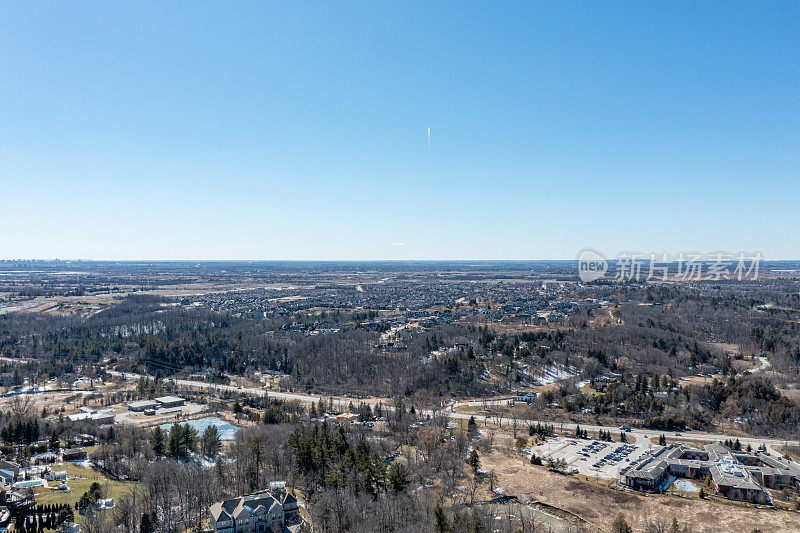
[450,398,515,408]
[747,356,772,374]
[108,371,800,450]
[108,371,320,402]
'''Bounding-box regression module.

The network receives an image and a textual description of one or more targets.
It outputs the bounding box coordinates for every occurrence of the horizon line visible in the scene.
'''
[2,258,800,263]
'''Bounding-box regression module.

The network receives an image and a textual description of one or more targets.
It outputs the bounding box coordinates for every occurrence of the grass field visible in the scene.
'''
[33,460,136,508]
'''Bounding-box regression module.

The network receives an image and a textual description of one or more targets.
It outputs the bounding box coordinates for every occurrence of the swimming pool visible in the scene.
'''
[15,479,46,488]
[160,417,241,441]
[673,479,699,492]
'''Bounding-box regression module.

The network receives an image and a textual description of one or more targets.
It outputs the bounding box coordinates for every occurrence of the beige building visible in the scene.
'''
[210,484,298,533]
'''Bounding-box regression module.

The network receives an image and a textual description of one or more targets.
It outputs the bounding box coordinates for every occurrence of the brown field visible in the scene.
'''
[0,383,127,415]
[677,375,723,387]
[480,425,799,532]
[778,387,800,401]
[706,342,742,355]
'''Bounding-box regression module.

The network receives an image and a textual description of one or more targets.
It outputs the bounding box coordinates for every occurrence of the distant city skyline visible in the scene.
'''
[2,2,799,260]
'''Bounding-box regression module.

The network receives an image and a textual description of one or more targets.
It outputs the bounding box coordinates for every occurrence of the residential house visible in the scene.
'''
[210,483,299,533]
[0,461,20,481]
[62,448,87,461]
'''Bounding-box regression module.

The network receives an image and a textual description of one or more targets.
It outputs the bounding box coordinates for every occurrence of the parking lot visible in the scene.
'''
[113,401,207,426]
[527,436,654,480]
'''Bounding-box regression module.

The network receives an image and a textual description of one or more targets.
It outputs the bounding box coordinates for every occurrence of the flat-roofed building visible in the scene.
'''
[155,396,185,408]
[127,400,159,412]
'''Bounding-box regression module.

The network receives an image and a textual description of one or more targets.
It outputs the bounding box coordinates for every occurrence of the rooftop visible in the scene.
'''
[155,395,185,403]
[127,400,159,408]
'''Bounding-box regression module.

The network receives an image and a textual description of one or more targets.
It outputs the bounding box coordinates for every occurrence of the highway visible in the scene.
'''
[108,371,800,450]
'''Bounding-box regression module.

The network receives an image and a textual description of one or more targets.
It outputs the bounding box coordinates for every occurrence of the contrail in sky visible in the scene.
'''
[427,126,430,152]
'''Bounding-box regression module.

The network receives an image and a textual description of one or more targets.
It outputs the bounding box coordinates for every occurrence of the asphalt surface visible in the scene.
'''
[107,371,800,450]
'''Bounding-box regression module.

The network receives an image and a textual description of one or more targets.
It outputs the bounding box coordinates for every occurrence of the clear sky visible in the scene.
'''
[2,2,798,260]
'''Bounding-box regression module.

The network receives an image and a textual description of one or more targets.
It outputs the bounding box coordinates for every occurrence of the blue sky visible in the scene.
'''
[2,2,798,260]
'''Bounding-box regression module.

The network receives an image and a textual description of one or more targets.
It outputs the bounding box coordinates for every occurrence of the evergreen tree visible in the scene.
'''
[201,425,221,457]
[167,423,197,458]
[611,513,632,533]
[48,431,60,451]
[141,511,158,533]
[387,462,409,493]
[434,504,449,533]
[150,426,166,456]
[467,450,480,474]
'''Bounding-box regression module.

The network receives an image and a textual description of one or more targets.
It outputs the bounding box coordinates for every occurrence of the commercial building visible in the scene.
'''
[127,400,159,412]
[623,443,800,504]
[155,396,186,408]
